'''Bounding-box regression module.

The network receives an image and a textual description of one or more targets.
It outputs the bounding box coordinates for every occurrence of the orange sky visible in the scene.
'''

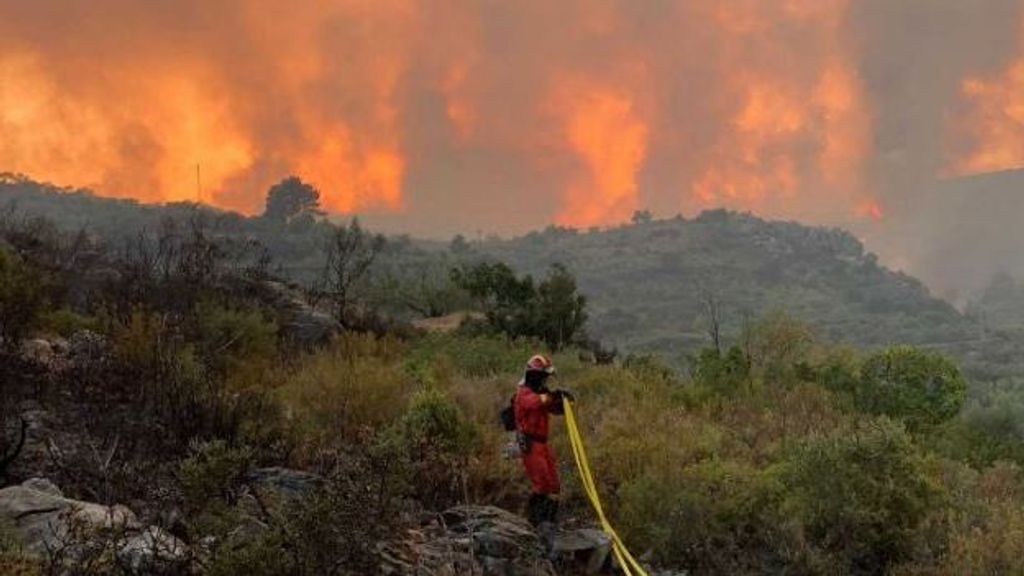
[0,0,1021,234]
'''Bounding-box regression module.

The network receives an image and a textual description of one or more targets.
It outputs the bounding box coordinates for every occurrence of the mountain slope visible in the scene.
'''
[0,175,989,363]
[478,211,978,357]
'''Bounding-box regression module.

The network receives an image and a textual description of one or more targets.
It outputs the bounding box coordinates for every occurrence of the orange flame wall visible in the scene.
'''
[948,13,1024,178]
[0,1,1019,230]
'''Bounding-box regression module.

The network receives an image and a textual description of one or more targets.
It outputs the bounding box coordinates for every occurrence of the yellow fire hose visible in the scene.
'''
[564,400,650,576]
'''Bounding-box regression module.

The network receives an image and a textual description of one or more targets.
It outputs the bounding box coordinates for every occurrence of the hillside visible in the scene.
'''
[0,175,1012,374]
[478,212,977,358]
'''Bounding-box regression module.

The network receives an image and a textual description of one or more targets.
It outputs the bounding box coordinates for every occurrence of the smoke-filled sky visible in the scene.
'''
[2,0,1024,240]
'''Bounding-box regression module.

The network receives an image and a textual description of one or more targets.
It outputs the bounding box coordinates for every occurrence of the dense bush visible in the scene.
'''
[179,440,254,514]
[618,460,791,573]
[384,388,478,508]
[781,419,941,573]
[936,462,1024,575]
[856,346,967,432]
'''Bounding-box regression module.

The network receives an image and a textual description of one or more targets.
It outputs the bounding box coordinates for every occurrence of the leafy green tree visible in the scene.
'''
[452,261,537,338]
[856,346,967,431]
[693,345,750,395]
[536,264,587,350]
[453,262,588,350]
[263,176,325,224]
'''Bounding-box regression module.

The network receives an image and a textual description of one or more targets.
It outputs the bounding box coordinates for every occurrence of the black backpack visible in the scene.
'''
[499,394,517,431]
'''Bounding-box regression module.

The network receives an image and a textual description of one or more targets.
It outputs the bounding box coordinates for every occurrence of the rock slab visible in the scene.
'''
[0,478,186,570]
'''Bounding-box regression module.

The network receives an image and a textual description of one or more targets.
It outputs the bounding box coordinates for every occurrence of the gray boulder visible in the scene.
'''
[551,528,613,575]
[20,477,63,497]
[0,478,186,569]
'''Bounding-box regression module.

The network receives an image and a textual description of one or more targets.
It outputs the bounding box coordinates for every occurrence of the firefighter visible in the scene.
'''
[514,354,573,529]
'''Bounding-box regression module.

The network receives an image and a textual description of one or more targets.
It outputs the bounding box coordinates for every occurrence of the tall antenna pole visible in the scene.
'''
[196,163,202,204]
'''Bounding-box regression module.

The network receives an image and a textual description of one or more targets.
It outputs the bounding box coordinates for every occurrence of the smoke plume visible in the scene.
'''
[2,0,1024,260]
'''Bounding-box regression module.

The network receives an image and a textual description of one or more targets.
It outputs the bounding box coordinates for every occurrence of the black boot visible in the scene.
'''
[537,496,559,554]
[542,496,559,525]
[526,493,546,526]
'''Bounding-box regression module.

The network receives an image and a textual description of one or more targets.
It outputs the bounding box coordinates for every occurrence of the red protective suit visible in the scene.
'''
[514,384,561,495]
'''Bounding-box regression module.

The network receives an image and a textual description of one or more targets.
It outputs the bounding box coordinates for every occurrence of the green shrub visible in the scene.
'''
[279,336,417,456]
[191,300,278,379]
[744,312,814,384]
[179,439,254,509]
[809,346,861,401]
[618,460,792,573]
[781,418,942,573]
[692,345,749,396]
[398,388,477,454]
[384,388,479,508]
[111,311,276,446]
[206,531,293,576]
[856,346,967,432]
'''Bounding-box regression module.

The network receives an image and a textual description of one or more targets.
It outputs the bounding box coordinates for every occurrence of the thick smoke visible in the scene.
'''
[2,0,1024,294]
[847,0,1024,298]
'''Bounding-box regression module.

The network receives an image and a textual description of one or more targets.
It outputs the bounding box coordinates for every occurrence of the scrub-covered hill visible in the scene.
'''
[0,174,998,369]
[477,211,977,358]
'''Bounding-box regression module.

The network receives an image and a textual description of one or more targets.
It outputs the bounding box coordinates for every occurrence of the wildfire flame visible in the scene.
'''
[688,0,877,221]
[0,0,910,228]
[556,81,648,227]
[949,62,1024,176]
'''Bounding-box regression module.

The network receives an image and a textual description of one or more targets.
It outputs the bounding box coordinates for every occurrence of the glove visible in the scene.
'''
[554,389,576,403]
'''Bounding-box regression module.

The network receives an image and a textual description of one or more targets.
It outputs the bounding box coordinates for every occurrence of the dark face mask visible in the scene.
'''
[524,370,550,392]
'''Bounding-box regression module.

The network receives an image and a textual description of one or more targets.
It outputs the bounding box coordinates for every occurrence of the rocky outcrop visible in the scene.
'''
[0,478,187,571]
[257,280,339,346]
